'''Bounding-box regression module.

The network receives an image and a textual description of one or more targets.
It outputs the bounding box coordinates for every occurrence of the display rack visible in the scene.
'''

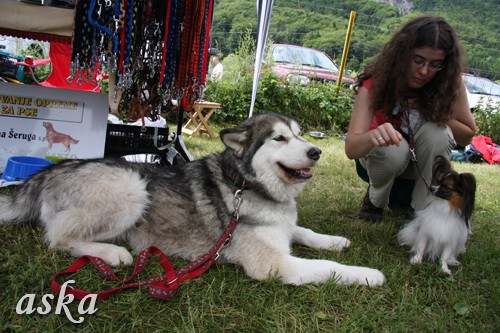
[0,0,218,164]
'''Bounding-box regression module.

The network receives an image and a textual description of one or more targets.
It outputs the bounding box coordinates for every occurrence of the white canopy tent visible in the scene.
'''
[0,0,73,43]
[249,0,274,118]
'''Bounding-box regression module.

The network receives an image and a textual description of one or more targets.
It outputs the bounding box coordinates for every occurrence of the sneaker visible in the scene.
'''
[359,189,383,222]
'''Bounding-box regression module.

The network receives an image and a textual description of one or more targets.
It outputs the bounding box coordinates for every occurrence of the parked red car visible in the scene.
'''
[269,44,355,86]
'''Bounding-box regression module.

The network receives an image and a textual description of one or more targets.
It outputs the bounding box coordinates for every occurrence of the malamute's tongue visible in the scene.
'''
[279,164,313,182]
[298,168,312,178]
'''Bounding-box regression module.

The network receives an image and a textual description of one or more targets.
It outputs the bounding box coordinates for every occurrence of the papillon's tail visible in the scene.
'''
[397,221,418,246]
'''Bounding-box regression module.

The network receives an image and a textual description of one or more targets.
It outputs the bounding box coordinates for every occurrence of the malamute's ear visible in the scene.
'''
[220,126,250,158]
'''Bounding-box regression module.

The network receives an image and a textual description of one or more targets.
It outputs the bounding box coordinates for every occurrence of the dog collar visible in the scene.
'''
[228,170,251,190]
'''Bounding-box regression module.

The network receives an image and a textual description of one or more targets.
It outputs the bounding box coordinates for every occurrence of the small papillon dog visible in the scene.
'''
[398,155,476,275]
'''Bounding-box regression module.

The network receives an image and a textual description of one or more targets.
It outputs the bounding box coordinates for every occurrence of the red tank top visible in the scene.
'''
[363,78,403,130]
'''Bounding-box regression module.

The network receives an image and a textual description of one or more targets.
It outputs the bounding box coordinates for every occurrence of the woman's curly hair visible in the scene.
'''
[356,15,465,125]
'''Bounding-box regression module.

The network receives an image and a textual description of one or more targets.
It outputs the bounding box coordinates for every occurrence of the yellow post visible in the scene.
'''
[337,11,356,88]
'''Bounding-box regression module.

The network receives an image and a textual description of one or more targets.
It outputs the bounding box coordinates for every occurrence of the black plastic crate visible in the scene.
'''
[104,123,171,163]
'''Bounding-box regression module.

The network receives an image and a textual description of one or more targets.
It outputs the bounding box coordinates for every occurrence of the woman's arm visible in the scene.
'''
[345,86,403,160]
[448,79,477,147]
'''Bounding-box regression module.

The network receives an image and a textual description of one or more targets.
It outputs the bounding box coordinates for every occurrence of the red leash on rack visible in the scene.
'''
[51,190,242,300]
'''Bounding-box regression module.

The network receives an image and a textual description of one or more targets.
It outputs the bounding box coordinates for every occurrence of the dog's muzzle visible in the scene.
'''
[278,146,322,183]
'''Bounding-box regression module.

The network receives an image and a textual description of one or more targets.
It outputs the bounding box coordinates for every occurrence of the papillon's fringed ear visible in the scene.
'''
[432,155,452,182]
[458,172,477,226]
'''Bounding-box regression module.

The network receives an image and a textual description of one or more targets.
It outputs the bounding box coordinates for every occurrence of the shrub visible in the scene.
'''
[473,101,500,143]
[204,74,354,135]
[203,30,354,135]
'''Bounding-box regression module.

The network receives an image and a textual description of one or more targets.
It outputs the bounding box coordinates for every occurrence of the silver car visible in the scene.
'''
[462,73,500,111]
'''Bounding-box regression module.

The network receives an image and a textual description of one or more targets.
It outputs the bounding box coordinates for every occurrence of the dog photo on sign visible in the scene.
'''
[43,121,79,151]
[0,113,385,286]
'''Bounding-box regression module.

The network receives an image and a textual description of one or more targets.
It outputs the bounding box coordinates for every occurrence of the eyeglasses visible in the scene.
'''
[412,56,444,71]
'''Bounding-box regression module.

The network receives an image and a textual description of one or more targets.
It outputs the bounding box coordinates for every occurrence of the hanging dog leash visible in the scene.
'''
[402,100,430,192]
[51,188,243,300]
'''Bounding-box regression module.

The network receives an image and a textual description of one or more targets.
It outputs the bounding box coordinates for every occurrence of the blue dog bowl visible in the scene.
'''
[2,156,54,181]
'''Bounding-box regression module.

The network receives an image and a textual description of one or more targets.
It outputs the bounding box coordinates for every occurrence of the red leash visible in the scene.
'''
[51,189,243,300]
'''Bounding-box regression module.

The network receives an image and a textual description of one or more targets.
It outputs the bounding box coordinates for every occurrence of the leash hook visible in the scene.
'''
[233,188,243,220]
[410,147,417,162]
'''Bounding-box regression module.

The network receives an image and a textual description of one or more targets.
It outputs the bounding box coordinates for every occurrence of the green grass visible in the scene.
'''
[1,131,499,333]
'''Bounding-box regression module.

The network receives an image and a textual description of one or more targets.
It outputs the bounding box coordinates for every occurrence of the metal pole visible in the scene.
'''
[249,0,274,118]
[337,11,356,88]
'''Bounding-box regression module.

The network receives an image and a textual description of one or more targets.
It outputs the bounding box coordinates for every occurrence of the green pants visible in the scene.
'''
[359,122,456,211]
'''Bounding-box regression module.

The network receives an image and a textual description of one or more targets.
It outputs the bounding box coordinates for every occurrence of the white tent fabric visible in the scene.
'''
[249,0,274,118]
[0,0,73,42]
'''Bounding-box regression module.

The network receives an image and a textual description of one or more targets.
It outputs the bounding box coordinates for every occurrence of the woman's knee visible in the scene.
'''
[365,144,410,176]
[415,123,455,154]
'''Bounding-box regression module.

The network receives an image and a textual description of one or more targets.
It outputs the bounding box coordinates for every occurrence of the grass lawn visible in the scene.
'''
[1,128,499,332]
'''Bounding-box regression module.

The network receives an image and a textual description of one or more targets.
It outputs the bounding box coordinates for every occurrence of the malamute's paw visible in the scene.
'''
[66,242,134,266]
[292,227,350,251]
[308,235,351,251]
[104,246,134,266]
[358,267,386,286]
[329,236,351,251]
[83,244,134,266]
[279,257,385,286]
[337,266,386,287]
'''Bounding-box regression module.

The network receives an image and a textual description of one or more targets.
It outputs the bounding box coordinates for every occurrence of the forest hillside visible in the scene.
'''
[211,0,499,80]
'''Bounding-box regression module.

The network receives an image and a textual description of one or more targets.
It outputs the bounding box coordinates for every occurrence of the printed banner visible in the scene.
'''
[0,82,108,173]
[1,94,84,123]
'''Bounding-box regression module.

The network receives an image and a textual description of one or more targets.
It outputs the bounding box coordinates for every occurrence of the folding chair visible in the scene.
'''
[181,101,221,138]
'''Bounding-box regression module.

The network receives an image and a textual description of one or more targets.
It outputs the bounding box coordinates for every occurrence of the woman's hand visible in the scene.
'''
[346,85,405,159]
[369,123,403,147]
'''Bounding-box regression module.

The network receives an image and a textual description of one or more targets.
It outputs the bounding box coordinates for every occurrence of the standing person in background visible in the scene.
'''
[344,15,476,223]
[210,55,223,81]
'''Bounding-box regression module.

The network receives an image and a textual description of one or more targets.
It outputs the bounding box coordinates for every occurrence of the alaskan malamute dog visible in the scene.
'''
[0,113,385,286]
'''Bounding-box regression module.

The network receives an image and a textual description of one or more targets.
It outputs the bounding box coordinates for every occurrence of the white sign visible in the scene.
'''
[0,82,108,172]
